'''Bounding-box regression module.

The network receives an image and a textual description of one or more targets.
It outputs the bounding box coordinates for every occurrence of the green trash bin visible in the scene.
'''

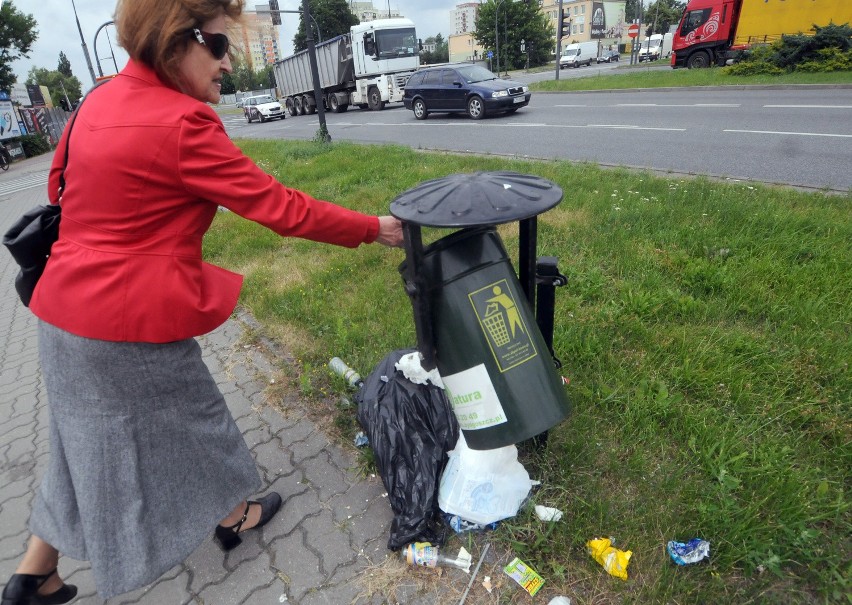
[411,227,571,450]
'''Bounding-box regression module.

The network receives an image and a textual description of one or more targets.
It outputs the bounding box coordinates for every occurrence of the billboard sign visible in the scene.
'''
[0,101,24,141]
[591,2,606,39]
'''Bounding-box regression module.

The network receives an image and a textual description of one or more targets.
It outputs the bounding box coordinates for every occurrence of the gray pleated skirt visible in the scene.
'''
[30,321,262,599]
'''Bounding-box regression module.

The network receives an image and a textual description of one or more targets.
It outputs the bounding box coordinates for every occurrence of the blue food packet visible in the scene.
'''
[667,538,711,565]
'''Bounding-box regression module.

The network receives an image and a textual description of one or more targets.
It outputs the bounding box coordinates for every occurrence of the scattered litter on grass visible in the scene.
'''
[401,542,472,572]
[482,576,493,593]
[534,505,564,522]
[353,431,369,447]
[356,349,459,550]
[548,597,572,605]
[394,351,444,387]
[458,543,490,605]
[443,513,498,533]
[587,537,632,581]
[667,538,710,565]
[504,557,545,596]
[328,357,363,388]
[439,433,533,525]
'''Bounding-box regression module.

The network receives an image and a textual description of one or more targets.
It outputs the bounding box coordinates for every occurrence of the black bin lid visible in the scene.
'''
[389,171,563,228]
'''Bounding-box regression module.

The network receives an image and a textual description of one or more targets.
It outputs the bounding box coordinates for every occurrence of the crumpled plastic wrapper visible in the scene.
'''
[667,538,710,565]
[394,351,445,387]
[534,505,564,522]
[587,537,632,581]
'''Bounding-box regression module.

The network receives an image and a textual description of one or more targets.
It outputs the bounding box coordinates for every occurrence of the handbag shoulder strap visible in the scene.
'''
[58,79,111,197]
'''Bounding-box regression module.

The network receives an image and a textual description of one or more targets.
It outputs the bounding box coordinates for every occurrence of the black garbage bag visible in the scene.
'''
[355,348,460,551]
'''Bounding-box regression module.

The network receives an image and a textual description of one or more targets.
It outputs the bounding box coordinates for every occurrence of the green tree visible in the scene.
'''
[57,51,73,77]
[645,0,686,35]
[293,0,359,53]
[26,67,82,109]
[227,54,274,93]
[258,65,276,90]
[433,33,449,63]
[474,0,554,70]
[419,34,449,65]
[230,61,255,92]
[221,71,236,95]
[0,1,39,91]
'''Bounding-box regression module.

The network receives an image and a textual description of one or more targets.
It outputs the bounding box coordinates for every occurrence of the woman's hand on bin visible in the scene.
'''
[374,216,404,247]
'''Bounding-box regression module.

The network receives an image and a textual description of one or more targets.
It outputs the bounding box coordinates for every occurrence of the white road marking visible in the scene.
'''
[0,172,49,196]
[585,124,686,131]
[616,103,740,107]
[763,105,852,109]
[724,129,852,138]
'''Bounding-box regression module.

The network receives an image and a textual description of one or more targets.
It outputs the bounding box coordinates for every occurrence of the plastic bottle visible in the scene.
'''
[401,542,472,572]
[328,357,363,388]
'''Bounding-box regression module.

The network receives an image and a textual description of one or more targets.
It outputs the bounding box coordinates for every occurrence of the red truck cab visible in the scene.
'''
[672,0,743,68]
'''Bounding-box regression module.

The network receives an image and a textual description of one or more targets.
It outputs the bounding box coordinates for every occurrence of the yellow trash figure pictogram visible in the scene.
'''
[469,279,536,372]
[484,285,525,344]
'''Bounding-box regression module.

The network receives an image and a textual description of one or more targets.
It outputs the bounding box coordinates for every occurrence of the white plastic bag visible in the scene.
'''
[438,432,534,525]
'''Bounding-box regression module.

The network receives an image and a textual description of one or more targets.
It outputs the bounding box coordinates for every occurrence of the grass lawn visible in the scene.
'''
[204,140,850,604]
[531,67,852,91]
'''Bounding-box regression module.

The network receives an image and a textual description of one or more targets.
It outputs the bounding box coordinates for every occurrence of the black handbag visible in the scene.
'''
[3,204,62,306]
[2,83,101,307]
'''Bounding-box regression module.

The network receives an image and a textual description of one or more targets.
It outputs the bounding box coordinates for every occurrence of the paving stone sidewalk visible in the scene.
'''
[0,153,468,605]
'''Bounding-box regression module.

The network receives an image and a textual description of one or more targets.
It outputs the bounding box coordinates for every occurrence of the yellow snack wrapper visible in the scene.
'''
[503,557,545,596]
[587,537,632,581]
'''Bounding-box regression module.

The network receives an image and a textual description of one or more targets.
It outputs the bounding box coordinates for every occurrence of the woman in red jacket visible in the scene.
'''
[1,0,402,602]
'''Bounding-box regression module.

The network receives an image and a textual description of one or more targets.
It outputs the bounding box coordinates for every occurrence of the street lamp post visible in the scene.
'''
[70,0,98,85]
[308,14,322,42]
[503,9,508,76]
[93,20,116,77]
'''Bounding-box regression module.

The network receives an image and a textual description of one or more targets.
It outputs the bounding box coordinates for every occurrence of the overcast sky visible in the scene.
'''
[10,0,459,87]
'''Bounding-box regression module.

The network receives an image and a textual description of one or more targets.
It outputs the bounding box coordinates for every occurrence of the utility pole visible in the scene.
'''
[71,0,98,85]
[495,0,506,76]
[555,0,564,80]
[302,0,330,141]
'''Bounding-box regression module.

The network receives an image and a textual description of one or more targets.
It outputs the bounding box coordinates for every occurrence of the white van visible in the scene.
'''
[559,41,598,68]
[638,33,673,62]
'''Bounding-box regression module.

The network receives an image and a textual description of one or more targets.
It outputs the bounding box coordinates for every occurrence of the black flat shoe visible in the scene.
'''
[214,492,282,551]
[1,569,77,605]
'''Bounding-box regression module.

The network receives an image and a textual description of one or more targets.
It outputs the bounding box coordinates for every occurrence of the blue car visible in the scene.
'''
[403,64,531,120]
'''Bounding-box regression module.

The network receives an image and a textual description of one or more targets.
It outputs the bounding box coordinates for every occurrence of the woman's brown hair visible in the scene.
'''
[115,0,242,87]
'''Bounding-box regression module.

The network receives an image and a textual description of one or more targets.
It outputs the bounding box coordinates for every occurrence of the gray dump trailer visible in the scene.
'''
[272,18,419,116]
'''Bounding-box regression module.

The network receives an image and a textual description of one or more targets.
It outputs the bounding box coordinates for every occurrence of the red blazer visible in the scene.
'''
[31,60,379,343]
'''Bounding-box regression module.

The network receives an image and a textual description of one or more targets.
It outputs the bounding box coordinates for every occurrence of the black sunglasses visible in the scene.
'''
[192,28,230,60]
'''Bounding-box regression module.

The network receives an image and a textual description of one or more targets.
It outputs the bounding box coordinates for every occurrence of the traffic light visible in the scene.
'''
[268,0,281,25]
[558,9,571,39]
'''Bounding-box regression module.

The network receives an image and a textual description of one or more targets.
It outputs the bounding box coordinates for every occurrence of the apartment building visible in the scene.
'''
[229,3,282,71]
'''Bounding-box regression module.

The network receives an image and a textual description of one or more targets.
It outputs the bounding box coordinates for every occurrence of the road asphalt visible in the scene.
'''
[0,152,467,604]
